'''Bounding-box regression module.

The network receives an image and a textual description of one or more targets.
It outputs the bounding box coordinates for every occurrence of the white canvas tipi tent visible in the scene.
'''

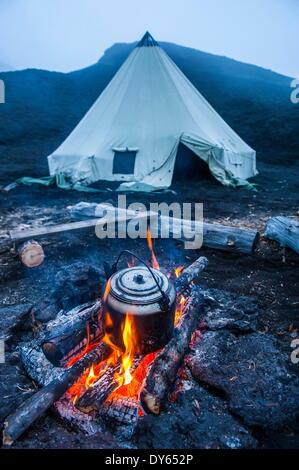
[48,32,257,191]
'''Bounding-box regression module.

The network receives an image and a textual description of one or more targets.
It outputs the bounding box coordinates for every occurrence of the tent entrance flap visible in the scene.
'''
[172,142,213,182]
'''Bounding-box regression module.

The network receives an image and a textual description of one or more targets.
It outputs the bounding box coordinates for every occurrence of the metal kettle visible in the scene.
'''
[102,251,176,355]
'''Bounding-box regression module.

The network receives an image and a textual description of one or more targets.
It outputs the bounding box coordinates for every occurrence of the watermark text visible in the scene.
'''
[95,195,203,249]
[290,78,299,104]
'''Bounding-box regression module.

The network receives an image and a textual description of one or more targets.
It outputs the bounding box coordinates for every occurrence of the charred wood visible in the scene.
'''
[75,358,121,414]
[3,342,111,445]
[139,286,204,415]
[174,256,208,294]
[76,356,143,414]
[100,396,139,440]
[101,396,139,427]
[41,301,103,367]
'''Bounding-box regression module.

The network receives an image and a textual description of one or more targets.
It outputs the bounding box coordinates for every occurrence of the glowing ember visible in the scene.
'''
[147,227,160,269]
[109,353,158,415]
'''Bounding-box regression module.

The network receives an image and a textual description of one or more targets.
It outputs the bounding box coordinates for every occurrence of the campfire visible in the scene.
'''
[3,231,208,445]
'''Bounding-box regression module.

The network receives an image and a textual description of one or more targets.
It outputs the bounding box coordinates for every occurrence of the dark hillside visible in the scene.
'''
[0,40,298,180]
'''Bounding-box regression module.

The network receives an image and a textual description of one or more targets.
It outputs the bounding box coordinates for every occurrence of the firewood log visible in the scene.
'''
[18,240,45,267]
[174,256,208,294]
[3,342,111,445]
[70,202,259,254]
[265,216,299,255]
[76,356,143,414]
[41,301,103,367]
[100,396,139,427]
[5,203,259,254]
[139,287,204,415]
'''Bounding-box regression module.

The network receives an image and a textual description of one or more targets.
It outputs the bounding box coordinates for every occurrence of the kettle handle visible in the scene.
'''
[104,250,170,311]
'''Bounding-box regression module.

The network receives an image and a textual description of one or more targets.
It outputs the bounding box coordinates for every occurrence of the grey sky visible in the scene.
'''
[0,0,298,77]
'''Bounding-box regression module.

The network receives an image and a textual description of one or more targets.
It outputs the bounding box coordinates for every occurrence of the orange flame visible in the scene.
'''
[85,364,96,388]
[65,317,102,368]
[103,278,112,302]
[175,295,186,324]
[69,310,137,402]
[108,351,158,413]
[113,314,136,388]
[147,227,160,270]
[174,266,184,278]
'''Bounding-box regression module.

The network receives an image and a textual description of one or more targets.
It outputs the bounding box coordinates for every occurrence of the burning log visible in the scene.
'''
[3,342,111,445]
[41,301,103,367]
[101,396,139,427]
[174,256,208,295]
[75,359,121,414]
[265,216,299,255]
[100,396,139,440]
[76,356,143,414]
[18,240,45,267]
[139,286,204,415]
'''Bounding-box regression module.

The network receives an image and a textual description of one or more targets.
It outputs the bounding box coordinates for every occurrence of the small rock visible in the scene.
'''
[0,303,33,341]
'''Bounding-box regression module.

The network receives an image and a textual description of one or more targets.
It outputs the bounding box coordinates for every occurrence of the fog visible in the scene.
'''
[0,0,298,77]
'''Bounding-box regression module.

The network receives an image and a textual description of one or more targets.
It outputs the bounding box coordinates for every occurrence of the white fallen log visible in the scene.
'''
[8,212,147,242]
[265,216,299,255]
[69,202,259,254]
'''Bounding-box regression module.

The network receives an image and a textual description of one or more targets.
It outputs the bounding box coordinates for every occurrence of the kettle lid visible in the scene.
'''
[110,266,169,305]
